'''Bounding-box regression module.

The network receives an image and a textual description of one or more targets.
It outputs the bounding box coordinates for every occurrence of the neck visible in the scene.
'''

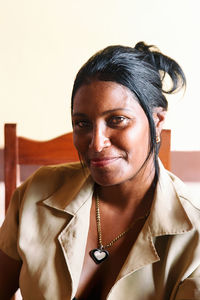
[95,160,157,216]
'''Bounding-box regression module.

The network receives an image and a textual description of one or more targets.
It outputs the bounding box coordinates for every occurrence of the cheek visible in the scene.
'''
[125,125,150,158]
[73,135,81,152]
[73,134,89,154]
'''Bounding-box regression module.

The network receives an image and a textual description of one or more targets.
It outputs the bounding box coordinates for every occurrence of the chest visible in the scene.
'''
[18,205,193,300]
[75,214,146,299]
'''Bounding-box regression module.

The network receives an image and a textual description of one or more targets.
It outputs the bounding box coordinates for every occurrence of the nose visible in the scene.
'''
[89,126,111,152]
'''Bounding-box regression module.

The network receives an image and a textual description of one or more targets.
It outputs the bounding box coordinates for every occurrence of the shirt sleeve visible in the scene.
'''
[0,187,21,261]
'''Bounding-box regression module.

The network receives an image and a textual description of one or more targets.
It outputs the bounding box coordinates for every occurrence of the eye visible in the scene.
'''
[107,116,129,127]
[73,120,92,129]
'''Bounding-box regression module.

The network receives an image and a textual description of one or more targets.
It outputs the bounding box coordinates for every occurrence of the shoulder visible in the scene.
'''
[167,170,200,208]
[17,162,90,202]
[167,170,200,226]
[31,161,86,182]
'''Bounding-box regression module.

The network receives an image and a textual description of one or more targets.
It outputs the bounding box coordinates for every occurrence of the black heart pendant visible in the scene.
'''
[90,248,109,264]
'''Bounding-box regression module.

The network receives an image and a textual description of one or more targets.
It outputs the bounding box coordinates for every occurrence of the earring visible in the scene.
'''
[156,136,160,143]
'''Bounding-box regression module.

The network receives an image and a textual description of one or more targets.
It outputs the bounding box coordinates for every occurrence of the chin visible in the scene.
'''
[90,171,126,187]
[93,179,119,187]
[90,172,115,186]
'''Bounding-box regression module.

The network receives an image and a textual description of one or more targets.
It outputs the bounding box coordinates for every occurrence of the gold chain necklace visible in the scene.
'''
[90,193,149,264]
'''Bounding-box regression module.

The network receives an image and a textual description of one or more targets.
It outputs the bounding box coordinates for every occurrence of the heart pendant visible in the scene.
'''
[90,248,109,264]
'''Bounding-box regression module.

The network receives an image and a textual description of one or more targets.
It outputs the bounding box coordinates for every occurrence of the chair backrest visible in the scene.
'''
[4,123,171,214]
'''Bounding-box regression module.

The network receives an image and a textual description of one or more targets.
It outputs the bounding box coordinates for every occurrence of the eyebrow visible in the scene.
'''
[72,108,132,117]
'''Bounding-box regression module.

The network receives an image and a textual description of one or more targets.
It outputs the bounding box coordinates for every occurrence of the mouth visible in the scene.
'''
[89,157,120,167]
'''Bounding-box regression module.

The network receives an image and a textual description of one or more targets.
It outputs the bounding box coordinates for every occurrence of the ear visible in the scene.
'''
[153,107,167,137]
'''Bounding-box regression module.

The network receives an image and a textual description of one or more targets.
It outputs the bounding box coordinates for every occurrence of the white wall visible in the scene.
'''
[0,0,200,150]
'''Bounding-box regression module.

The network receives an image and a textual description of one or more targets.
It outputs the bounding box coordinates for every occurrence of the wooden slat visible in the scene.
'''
[159,129,171,170]
[4,124,171,217]
[18,130,170,168]
[18,132,79,165]
[4,124,18,212]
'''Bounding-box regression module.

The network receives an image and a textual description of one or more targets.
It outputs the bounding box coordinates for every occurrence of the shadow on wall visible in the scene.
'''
[171,151,200,182]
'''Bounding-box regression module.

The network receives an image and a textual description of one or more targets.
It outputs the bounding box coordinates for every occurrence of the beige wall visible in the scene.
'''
[0,0,200,150]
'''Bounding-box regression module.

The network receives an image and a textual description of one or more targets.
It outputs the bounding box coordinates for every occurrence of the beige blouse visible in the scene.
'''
[0,161,200,299]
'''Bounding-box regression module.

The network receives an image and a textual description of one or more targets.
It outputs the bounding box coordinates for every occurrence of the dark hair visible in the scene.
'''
[71,41,186,176]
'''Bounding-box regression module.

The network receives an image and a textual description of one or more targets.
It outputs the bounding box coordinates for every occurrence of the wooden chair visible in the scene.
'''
[3,123,170,300]
[4,123,79,214]
[4,123,171,214]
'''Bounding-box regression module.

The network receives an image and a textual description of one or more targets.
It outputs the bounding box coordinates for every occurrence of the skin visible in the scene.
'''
[72,80,166,299]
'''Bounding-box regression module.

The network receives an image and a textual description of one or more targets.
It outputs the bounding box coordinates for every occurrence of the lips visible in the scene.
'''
[89,157,120,167]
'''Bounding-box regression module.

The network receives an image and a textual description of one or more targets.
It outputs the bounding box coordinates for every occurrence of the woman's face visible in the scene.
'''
[72,80,153,186]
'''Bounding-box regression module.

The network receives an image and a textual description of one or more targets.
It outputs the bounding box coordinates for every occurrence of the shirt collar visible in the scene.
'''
[42,160,193,234]
[41,160,194,285]
[42,165,94,215]
[148,160,193,236]
[117,160,193,279]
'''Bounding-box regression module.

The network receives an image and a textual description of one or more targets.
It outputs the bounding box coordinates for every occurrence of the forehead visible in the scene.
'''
[72,80,141,113]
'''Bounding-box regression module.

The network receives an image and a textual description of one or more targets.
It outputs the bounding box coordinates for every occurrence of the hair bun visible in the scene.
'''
[134,41,186,94]
[135,41,154,52]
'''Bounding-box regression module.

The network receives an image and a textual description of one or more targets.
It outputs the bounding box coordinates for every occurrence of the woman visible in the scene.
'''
[0,42,200,300]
